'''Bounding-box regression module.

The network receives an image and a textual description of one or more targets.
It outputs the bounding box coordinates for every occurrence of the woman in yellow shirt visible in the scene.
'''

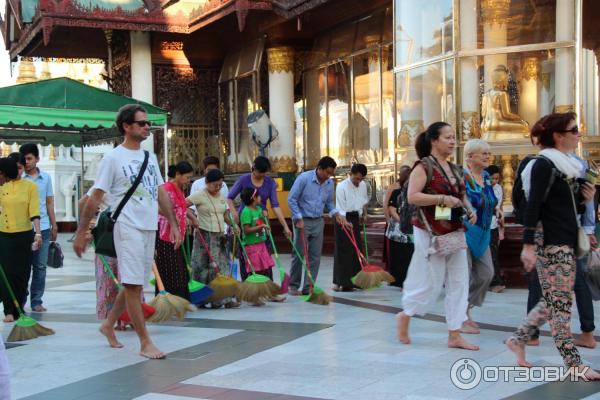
[0,156,42,322]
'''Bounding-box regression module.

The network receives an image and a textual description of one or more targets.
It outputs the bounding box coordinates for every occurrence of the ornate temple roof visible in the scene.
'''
[3,0,331,59]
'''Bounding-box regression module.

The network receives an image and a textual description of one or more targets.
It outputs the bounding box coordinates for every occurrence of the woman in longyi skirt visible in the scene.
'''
[155,161,196,300]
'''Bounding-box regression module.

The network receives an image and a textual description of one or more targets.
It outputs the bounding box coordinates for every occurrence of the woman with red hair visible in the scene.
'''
[506,112,600,379]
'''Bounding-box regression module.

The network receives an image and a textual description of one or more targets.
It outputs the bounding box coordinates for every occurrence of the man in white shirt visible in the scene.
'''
[333,163,369,291]
[73,104,181,359]
[190,156,229,202]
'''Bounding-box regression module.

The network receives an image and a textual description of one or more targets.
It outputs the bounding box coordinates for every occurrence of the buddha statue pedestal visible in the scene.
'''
[481,65,530,141]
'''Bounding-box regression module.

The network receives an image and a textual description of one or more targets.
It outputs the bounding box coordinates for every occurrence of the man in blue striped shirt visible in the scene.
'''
[21,143,57,313]
[288,156,346,295]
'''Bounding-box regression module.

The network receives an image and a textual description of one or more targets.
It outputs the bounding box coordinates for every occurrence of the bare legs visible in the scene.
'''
[99,284,165,359]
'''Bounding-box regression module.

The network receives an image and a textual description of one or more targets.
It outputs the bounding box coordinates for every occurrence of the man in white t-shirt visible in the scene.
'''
[73,104,181,359]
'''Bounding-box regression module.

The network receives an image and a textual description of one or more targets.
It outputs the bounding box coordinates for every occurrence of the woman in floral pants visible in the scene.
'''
[506,112,599,379]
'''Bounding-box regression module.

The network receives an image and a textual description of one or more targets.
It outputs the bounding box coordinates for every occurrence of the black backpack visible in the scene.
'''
[512,155,561,225]
[398,181,415,235]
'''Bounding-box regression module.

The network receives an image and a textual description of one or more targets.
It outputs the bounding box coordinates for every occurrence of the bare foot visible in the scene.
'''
[448,334,479,351]
[396,312,411,344]
[269,296,287,303]
[580,366,600,381]
[505,338,531,367]
[464,319,480,329]
[99,323,123,348]
[460,322,480,335]
[526,338,540,346]
[574,332,597,349]
[252,301,266,307]
[3,314,14,323]
[140,341,166,359]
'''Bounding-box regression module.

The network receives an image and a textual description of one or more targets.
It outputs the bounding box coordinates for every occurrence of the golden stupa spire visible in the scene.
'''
[16,57,37,83]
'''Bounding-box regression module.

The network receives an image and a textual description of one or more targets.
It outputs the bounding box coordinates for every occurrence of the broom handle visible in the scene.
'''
[0,263,25,315]
[98,253,123,290]
[287,234,316,287]
[363,223,369,262]
[181,236,194,277]
[227,214,258,275]
[90,243,123,290]
[341,223,367,268]
[263,217,286,280]
[152,261,166,292]
[195,228,221,274]
[262,217,279,257]
[300,229,314,291]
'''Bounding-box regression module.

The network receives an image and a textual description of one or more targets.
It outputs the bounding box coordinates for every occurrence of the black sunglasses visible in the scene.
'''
[562,126,579,134]
[131,120,151,127]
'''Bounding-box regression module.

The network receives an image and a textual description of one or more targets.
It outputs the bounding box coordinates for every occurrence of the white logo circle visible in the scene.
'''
[450,358,482,390]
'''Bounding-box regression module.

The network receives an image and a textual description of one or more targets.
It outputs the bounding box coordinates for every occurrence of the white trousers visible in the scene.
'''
[401,227,469,331]
[0,340,10,400]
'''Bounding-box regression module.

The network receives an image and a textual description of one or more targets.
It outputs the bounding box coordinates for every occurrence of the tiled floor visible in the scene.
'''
[3,234,600,399]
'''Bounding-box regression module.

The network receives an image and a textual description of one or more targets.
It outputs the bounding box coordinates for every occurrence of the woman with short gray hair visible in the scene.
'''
[461,139,497,334]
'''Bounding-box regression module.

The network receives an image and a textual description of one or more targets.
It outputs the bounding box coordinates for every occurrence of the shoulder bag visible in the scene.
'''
[419,208,467,258]
[92,151,149,257]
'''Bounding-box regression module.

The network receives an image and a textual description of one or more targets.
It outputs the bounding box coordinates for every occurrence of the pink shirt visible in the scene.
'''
[158,181,187,242]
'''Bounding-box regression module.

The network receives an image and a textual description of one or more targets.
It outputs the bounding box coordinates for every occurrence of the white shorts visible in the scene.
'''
[114,221,155,286]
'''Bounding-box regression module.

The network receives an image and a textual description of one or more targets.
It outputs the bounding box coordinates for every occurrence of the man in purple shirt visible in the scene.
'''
[287,156,345,295]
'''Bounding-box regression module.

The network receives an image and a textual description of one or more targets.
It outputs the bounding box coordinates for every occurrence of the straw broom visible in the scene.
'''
[0,263,54,342]
[287,233,331,306]
[228,215,279,303]
[195,227,239,302]
[343,224,394,289]
[148,262,194,322]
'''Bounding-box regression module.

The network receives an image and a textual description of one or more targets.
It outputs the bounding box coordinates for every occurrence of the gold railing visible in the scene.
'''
[160,125,222,174]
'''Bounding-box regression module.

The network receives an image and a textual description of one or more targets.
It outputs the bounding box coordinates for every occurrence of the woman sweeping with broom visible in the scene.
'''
[156,161,197,301]
[0,156,42,322]
[186,169,240,309]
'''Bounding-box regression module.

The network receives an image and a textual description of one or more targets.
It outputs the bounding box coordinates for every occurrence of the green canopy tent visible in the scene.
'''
[0,77,170,192]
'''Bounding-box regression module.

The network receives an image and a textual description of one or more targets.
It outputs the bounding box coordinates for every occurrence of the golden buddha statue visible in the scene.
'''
[481,65,529,140]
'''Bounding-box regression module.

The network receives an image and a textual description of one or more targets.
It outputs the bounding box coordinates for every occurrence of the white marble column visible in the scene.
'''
[539,60,553,116]
[519,57,539,127]
[226,80,237,169]
[398,70,423,160]
[365,36,381,162]
[130,31,155,152]
[555,0,575,113]
[266,46,297,173]
[481,0,509,91]
[460,0,480,139]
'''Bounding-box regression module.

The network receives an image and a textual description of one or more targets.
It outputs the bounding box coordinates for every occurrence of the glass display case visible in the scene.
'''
[393,0,588,207]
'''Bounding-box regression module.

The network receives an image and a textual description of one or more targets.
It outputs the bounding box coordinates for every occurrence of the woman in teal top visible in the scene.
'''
[462,139,498,334]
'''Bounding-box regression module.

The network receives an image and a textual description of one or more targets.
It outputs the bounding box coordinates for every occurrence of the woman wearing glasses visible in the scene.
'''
[186,169,240,308]
[506,113,600,380]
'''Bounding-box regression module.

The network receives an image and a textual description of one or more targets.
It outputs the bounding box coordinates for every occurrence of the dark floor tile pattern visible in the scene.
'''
[332,296,600,399]
[163,383,331,400]
[18,315,332,400]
